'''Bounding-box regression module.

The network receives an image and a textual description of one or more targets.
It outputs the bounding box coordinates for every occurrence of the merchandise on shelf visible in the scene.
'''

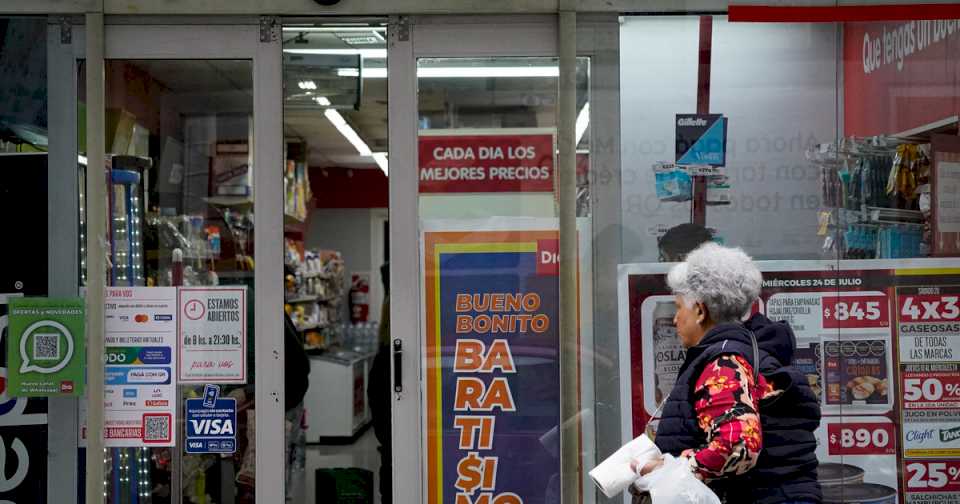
[809,137,934,260]
[653,162,692,202]
[283,159,312,222]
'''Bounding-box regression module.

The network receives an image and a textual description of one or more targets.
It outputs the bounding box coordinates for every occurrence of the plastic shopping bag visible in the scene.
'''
[588,434,661,498]
[639,455,721,504]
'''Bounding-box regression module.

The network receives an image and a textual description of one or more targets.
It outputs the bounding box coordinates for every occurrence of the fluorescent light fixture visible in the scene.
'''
[298,80,317,90]
[78,154,88,165]
[420,66,559,78]
[372,152,388,176]
[283,48,387,59]
[576,102,590,145]
[324,108,372,156]
[282,26,386,33]
[337,66,560,79]
[314,96,331,106]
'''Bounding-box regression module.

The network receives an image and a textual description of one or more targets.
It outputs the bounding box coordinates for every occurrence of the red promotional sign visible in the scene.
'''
[822,295,890,329]
[905,460,960,493]
[418,132,555,193]
[899,294,960,322]
[843,21,960,137]
[902,368,960,410]
[827,422,897,456]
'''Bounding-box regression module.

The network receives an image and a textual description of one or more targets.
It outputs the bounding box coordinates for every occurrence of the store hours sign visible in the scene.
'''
[178,287,247,384]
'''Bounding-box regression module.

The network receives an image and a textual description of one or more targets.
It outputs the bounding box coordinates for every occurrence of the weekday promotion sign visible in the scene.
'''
[419,130,555,193]
[620,260,960,502]
[178,287,247,383]
[7,297,84,396]
[423,223,562,504]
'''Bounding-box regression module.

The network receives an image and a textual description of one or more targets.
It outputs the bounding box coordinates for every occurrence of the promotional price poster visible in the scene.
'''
[421,219,588,504]
[620,260,960,504]
[104,287,177,447]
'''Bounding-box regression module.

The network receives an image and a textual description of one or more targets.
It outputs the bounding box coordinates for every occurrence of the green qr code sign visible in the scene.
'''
[8,297,85,397]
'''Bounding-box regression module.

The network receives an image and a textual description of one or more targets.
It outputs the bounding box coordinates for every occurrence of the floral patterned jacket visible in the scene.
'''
[680,354,777,481]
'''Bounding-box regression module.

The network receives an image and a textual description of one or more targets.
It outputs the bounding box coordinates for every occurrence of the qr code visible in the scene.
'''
[33,333,60,361]
[143,415,171,443]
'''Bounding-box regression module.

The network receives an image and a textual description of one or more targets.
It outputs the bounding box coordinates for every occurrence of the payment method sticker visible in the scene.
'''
[102,287,177,447]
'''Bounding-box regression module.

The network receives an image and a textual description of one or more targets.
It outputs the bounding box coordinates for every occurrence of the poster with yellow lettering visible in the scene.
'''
[421,218,590,504]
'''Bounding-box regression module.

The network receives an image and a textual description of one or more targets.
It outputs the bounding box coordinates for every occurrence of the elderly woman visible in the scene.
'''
[637,243,821,504]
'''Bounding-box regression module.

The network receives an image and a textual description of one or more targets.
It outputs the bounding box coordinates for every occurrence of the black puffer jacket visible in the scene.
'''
[655,315,822,504]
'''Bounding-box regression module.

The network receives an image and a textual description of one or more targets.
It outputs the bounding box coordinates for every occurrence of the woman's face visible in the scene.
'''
[673,295,707,349]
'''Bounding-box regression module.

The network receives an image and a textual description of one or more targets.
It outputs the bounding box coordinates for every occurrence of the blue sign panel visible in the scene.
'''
[676,114,727,167]
[185,395,237,454]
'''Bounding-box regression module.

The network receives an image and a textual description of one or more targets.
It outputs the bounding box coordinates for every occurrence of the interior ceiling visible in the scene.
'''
[128,28,589,171]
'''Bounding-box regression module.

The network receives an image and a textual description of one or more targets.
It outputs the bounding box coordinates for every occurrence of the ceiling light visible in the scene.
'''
[314,96,331,106]
[298,80,317,90]
[576,102,590,145]
[337,66,560,79]
[324,108,372,156]
[283,48,387,59]
[282,26,386,33]
[372,152,388,176]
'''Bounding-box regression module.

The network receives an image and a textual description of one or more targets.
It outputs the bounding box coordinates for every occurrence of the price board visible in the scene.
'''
[827,422,896,456]
[822,295,889,329]
[905,459,960,503]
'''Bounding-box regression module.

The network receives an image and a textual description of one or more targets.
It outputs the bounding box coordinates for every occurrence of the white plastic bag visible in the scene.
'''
[638,454,721,504]
[588,434,661,498]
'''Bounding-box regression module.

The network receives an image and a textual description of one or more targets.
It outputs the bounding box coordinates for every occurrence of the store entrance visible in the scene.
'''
[280,21,392,504]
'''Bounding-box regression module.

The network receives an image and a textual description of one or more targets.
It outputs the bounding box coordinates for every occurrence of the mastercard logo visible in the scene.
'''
[134,314,149,323]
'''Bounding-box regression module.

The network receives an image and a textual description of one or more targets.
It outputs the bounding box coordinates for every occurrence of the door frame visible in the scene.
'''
[68,17,286,503]
[387,13,621,504]
[387,14,560,504]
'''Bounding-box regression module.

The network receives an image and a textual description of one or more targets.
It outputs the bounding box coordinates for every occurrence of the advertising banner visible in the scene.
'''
[675,114,727,167]
[843,21,960,137]
[0,294,47,502]
[418,130,555,194]
[104,287,177,447]
[616,261,960,503]
[422,220,569,504]
[178,286,247,383]
[7,297,85,396]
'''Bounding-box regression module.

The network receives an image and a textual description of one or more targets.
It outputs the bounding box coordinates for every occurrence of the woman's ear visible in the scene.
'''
[696,302,708,325]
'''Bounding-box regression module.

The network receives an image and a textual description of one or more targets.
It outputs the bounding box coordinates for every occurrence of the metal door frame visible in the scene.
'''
[387,14,560,503]
[64,17,286,503]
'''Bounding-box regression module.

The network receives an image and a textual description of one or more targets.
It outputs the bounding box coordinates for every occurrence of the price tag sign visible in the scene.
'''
[902,365,960,410]
[827,422,896,455]
[899,295,960,322]
[906,460,960,493]
[822,295,889,329]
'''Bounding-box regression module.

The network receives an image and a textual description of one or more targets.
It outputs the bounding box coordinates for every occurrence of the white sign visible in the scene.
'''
[104,287,177,447]
[178,287,247,383]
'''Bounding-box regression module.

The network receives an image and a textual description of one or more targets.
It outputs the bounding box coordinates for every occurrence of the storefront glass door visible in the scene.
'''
[76,20,286,503]
[388,15,592,504]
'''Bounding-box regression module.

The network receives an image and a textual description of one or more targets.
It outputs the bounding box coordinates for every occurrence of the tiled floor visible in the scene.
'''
[299,427,383,504]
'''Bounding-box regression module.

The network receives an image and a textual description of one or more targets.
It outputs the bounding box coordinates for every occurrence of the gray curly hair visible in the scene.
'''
[666,242,762,323]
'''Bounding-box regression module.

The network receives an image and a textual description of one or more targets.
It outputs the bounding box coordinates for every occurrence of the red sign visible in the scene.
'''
[844,21,960,137]
[899,294,960,322]
[905,460,960,493]
[902,369,960,410]
[827,422,896,456]
[536,239,559,276]
[418,133,555,193]
[822,295,889,329]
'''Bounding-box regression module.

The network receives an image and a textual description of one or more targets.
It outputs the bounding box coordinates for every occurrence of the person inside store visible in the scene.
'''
[368,261,392,504]
[657,223,714,262]
[634,243,822,504]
